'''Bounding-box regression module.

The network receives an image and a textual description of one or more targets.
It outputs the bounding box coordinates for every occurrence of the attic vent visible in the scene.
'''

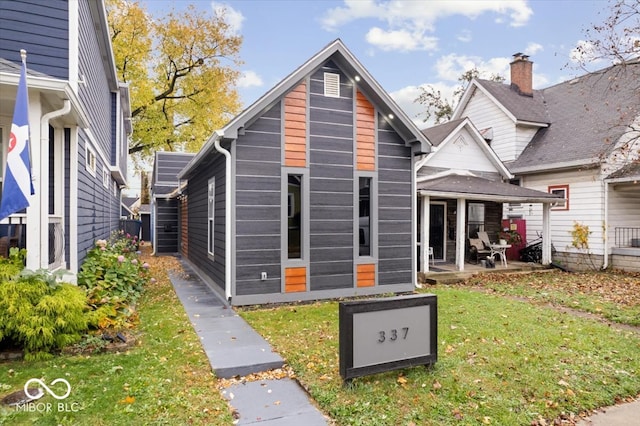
[324,72,340,97]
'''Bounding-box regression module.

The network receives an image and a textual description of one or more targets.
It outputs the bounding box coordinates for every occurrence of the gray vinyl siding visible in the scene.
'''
[234,104,282,295]
[308,62,354,291]
[77,0,113,160]
[0,0,69,79]
[76,129,120,267]
[154,152,195,186]
[377,116,413,285]
[187,151,226,293]
[73,0,122,268]
[155,199,179,253]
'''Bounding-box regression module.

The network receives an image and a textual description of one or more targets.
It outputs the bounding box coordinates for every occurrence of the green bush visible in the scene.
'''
[0,247,27,279]
[77,231,150,331]
[0,270,88,360]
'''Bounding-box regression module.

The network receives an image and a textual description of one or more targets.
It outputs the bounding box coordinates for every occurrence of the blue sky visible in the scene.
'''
[141,0,613,126]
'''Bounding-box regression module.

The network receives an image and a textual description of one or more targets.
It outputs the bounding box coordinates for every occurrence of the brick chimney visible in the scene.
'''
[510,52,533,96]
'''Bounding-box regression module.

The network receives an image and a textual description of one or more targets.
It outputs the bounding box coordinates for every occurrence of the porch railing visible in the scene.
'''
[49,216,65,269]
[614,227,640,248]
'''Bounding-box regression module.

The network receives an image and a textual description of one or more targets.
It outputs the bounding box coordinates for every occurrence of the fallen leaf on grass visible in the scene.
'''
[121,395,135,404]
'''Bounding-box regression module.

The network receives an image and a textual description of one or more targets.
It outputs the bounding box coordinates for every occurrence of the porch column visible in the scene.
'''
[420,194,430,273]
[25,97,42,271]
[542,203,552,264]
[456,198,466,271]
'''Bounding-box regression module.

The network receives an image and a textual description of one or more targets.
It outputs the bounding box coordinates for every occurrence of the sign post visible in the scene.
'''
[339,294,437,381]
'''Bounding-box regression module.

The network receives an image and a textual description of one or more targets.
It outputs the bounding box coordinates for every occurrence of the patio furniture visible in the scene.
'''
[468,238,490,264]
[428,246,435,265]
[489,243,512,267]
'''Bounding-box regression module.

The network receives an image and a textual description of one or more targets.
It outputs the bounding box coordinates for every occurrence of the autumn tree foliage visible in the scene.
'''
[572,0,640,167]
[106,0,243,158]
[414,68,504,124]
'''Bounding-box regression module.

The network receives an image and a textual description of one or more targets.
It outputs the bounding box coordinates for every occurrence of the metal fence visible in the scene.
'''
[614,227,640,248]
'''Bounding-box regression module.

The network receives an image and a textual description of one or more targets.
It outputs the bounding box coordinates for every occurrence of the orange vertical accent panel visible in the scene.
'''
[285,82,307,167]
[357,263,376,287]
[285,267,307,293]
[356,91,375,171]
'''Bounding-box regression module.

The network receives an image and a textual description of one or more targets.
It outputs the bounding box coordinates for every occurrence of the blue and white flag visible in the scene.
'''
[0,51,34,220]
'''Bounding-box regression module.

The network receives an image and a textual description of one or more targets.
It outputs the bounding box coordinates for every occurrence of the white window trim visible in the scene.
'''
[207,177,215,258]
[102,167,110,189]
[86,144,97,177]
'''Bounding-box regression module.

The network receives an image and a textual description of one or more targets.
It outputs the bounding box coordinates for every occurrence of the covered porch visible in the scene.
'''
[419,258,549,284]
[417,172,562,274]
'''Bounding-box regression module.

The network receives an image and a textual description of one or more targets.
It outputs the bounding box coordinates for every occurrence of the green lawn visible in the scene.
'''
[463,270,640,326]
[0,254,233,426]
[239,284,640,425]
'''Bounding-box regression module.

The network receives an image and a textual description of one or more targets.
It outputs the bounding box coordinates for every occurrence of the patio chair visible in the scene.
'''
[477,231,494,249]
[468,238,490,264]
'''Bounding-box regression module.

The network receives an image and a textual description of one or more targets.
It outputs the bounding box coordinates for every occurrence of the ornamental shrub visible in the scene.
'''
[0,269,88,361]
[78,231,150,331]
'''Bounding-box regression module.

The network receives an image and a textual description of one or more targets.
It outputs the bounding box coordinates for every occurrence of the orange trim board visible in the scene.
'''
[357,264,376,287]
[285,267,307,293]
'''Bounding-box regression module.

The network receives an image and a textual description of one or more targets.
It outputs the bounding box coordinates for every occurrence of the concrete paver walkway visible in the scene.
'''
[168,259,329,425]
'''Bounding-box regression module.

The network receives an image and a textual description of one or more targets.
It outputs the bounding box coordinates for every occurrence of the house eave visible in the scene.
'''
[510,158,600,175]
[515,120,549,128]
[110,166,127,186]
[179,39,432,178]
[418,189,560,204]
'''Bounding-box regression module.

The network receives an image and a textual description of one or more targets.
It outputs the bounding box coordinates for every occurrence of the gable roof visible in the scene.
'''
[152,151,195,197]
[455,78,550,126]
[510,61,639,173]
[418,117,512,179]
[180,39,431,179]
[456,61,640,174]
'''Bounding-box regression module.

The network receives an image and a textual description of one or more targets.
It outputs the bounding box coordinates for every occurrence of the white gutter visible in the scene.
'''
[39,100,71,270]
[213,131,232,301]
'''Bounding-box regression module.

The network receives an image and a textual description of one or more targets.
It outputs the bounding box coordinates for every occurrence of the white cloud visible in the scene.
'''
[211,2,244,35]
[525,42,544,56]
[320,0,533,52]
[366,27,438,52]
[434,54,511,81]
[237,70,263,88]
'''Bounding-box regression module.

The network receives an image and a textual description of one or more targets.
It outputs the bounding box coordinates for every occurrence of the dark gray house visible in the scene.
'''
[178,39,431,305]
[150,151,194,254]
[0,0,131,273]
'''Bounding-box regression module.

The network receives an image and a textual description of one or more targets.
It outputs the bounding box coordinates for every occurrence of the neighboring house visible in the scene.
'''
[121,196,139,219]
[0,0,131,275]
[452,54,640,271]
[416,117,561,273]
[178,39,431,305]
[150,151,194,254]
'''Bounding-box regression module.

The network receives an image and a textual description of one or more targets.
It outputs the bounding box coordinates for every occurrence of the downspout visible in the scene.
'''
[39,100,71,270]
[213,131,232,301]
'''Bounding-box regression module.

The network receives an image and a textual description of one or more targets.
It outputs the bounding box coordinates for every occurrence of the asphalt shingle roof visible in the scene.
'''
[417,174,563,202]
[483,62,640,172]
